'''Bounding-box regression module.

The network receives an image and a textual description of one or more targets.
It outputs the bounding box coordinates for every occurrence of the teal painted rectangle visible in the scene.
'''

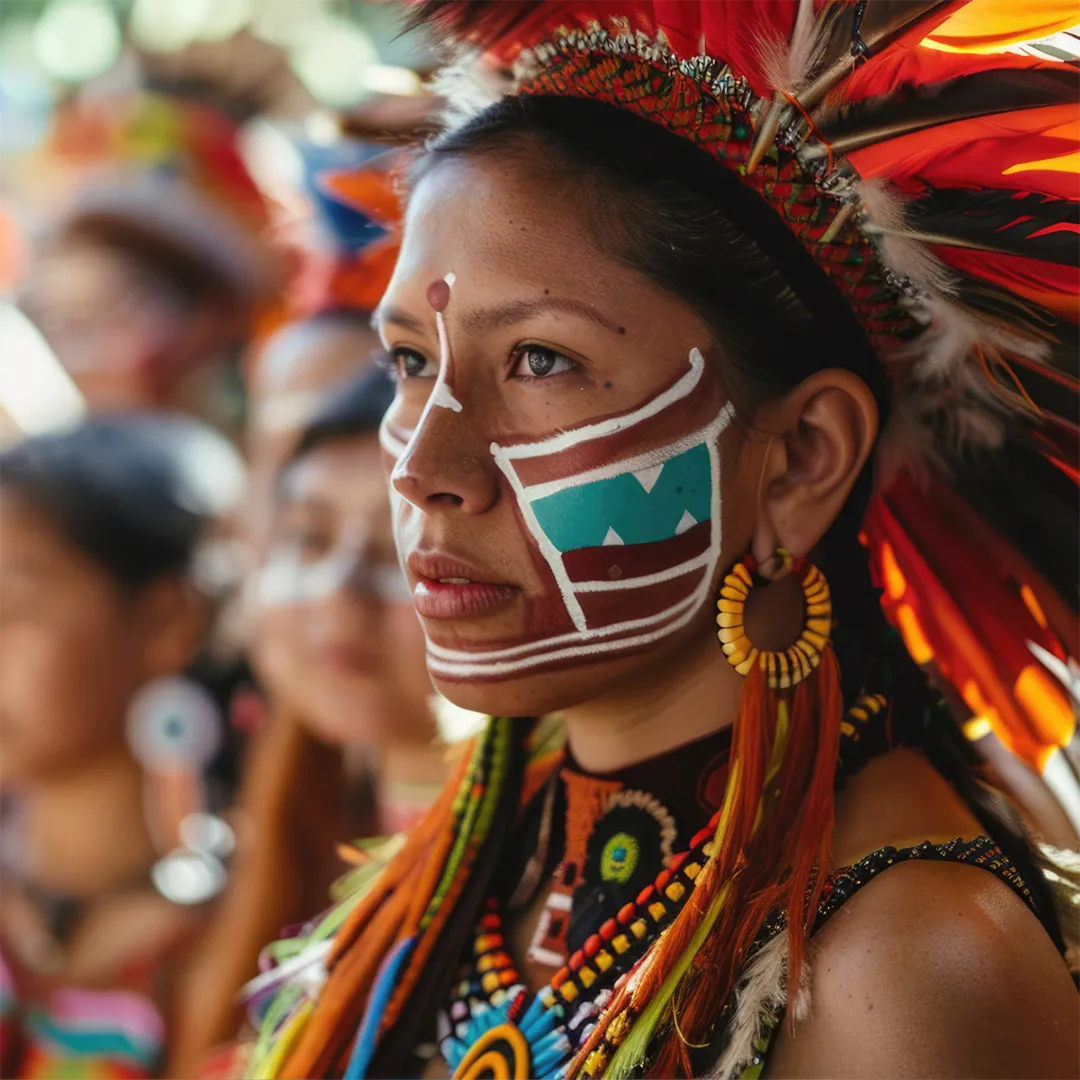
[529,443,712,553]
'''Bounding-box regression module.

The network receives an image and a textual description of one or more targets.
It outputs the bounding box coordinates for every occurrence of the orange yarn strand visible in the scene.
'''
[607,642,845,1076]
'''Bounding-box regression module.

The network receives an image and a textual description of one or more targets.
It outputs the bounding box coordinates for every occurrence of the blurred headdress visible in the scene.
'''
[40,89,280,311]
[287,142,405,318]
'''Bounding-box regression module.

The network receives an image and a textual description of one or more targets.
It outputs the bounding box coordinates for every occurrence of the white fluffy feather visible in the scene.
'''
[759,0,825,94]
[707,932,810,1080]
[430,50,512,126]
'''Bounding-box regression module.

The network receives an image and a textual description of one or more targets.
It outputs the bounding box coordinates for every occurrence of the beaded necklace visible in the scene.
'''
[439,695,890,1080]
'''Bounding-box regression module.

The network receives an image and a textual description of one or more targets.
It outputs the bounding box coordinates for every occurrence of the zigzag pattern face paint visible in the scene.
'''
[425,348,733,680]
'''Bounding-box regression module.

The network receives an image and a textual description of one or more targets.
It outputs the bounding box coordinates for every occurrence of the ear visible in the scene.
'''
[751,369,878,568]
[135,577,209,678]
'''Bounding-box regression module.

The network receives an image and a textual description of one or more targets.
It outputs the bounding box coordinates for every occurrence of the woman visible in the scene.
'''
[0,417,239,1079]
[174,371,446,1077]
[254,367,442,824]
[244,3,1080,1078]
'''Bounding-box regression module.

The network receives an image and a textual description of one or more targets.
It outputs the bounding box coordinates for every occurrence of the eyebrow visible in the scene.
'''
[372,296,623,337]
[371,305,425,335]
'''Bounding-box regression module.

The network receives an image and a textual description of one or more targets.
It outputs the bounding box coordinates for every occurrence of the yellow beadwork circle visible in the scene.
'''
[452,1022,531,1080]
[715,559,832,688]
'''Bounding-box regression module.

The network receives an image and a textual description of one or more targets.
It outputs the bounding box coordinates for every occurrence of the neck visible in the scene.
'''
[19,748,156,898]
[561,627,743,773]
[375,734,447,834]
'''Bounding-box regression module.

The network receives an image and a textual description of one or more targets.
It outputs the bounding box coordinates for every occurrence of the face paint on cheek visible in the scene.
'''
[426,348,735,680]
[379,413,413,461]
[257,549,358,607]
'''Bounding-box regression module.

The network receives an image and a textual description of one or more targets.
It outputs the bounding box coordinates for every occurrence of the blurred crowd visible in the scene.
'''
[0,11,465,1075]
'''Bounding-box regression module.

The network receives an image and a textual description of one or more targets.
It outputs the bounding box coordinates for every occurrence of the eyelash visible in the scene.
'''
[372,347,435,381]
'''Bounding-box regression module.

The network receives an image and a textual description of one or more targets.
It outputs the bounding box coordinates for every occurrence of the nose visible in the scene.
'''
[391,399,499,516]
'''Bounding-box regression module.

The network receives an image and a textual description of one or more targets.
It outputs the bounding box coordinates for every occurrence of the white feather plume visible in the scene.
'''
[430,49,512,126]
[707,932,810,1080]
[758,0,825,94]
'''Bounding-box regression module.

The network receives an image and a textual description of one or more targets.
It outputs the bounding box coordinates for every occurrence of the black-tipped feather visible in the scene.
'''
[953,440,1080,610]
[908,186,1080,265]
[821,68,1080,154]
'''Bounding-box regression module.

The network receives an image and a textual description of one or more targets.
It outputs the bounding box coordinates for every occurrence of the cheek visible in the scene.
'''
[252,608,312,693]
[385,606,430,675]
[0,618,133,761]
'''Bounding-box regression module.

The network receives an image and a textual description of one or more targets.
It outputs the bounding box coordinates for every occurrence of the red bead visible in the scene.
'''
[617,904,636,925]
[481,913,501,929]
[569,951,585,972]
[552,968,569,988]
[636,885,655,906]
[499,969,516,986]
[690,826,712,848]
[487,934,504,950]
[655,870,671,891]
[584,936,601,958]
[669,852,688,872]
[599,919,618,941]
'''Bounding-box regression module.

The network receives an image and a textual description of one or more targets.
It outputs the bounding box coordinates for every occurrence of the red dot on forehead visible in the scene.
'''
[426,279,451,313]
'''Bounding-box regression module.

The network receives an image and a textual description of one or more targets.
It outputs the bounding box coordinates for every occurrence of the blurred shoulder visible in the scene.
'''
[767,857,1079,1078]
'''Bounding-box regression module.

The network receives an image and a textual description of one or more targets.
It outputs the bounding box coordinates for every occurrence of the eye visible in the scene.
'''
[511,344,577,380]
[392,347,437,380]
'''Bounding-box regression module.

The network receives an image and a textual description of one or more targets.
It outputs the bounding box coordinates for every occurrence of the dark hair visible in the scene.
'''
[58,215,239,310]
[0,416,215,590]
[287,366,396,466]
[416,94,887,697]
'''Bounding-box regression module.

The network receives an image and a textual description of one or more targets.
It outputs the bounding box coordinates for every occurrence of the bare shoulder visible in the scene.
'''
[767,859,1079,1079]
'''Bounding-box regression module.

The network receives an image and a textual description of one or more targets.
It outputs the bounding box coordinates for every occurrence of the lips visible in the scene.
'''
[407,551,519,620]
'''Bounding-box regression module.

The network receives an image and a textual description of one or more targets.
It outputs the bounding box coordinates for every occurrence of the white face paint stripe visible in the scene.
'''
[519,403,734,502]
[493,347,705,462]
[494,435,590,632]
[431,273,464,412]
[427,590,700,663]
[430,371,464,412]
[258,549,357,606]
[571,551,711,593]
[379,415,410,459]
[426,588,706,678]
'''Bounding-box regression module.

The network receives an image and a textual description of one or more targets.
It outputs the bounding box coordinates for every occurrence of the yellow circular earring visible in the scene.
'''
[716,551,832,689]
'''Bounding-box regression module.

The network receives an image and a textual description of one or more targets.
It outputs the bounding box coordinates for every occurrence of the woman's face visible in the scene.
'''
[377,156,758,717]
[0,493,148,784]
[253,433,432,747]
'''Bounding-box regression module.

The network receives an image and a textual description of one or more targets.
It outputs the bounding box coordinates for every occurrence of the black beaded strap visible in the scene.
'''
[815,835,1039,930]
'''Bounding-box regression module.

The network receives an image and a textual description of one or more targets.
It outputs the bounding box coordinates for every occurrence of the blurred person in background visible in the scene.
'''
[0,416,243,1079]
[171,369,445,1077]
[243,308,383,555]
[17,92,279,423]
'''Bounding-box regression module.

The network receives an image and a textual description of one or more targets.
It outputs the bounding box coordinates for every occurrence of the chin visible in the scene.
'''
[428,648,663,718]
[307,691,387,747]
